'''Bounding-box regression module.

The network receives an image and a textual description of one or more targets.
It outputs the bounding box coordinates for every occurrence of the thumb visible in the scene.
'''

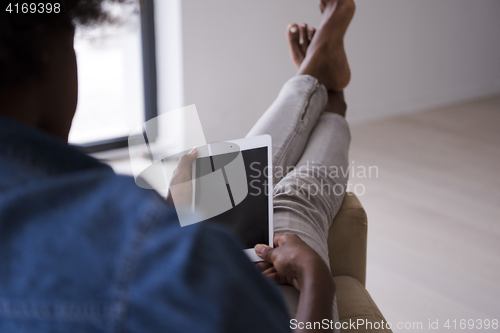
[255,244,274,263]
[178,147,198,166]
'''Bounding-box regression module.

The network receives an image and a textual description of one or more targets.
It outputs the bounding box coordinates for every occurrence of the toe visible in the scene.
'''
[287,23,304,68]
[299,23,309,53]
[287,23,301,47]
[308,27,316,42]
[287,23,299,40]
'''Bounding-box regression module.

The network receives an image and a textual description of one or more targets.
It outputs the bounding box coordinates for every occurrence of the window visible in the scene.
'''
[69,0,157,153]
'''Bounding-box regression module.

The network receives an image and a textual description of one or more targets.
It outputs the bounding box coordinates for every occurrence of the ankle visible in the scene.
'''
[324,90,346,116]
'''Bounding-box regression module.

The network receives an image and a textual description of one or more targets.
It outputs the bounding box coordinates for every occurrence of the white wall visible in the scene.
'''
[344,0,500,123]
[174,0,500,143]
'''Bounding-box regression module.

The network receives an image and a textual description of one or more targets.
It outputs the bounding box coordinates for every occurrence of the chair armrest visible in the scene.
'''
[334,276,393,333]
[328,193,367,286]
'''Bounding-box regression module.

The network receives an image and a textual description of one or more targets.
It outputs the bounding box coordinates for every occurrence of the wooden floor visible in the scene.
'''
[347,95,500,330]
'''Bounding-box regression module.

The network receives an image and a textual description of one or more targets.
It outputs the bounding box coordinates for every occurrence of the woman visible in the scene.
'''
[0,0,354,332]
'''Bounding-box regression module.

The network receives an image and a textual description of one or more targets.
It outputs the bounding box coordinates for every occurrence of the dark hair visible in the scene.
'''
[0,0,131,94]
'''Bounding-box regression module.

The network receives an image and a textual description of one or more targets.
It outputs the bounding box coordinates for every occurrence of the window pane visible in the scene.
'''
[69,11,144,144]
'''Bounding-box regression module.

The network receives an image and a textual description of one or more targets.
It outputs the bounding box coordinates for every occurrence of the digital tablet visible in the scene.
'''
[192,135,273,261]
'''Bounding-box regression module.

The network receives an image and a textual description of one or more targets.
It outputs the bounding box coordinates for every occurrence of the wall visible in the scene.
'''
[174,0,500,144]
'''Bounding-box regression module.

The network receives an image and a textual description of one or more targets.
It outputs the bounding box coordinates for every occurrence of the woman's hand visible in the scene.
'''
[255,234,332,292]
[256,234,336,332]
[167,148,197,207]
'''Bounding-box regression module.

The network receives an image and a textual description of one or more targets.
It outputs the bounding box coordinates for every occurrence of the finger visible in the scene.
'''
[262,272,280,284]
[177,147,198,168]
[254,244,274,263]
[266,272,289,285]
[273,234,288,247]
[170,147,198,186]
[255,261,272,272]
[262,266,276,276]
[273,233,301,247]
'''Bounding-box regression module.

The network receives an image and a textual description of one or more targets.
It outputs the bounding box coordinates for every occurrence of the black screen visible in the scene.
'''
[194,147,269,249]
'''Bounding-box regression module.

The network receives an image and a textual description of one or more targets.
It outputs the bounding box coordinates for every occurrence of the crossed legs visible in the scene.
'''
[248,76,350,320]
[247,0,355,325]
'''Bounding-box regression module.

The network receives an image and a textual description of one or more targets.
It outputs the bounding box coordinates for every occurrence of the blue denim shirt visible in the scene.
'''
[0,116,290,332]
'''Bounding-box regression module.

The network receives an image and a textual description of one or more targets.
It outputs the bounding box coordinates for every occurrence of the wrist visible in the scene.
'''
[296,255,334,293]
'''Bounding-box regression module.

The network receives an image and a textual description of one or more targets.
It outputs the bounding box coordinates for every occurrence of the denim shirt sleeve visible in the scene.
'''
[0,172,290,333]
[118,194,291,333]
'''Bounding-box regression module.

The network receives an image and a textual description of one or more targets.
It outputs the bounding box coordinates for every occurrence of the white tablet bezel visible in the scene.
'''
[191,135,273,262]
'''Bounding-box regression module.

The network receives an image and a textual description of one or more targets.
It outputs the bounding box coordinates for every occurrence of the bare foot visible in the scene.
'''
[287,24,348,117]
[297,0,355,91]
[287,23,316,69]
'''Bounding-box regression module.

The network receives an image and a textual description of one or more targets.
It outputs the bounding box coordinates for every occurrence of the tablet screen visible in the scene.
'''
[194,147,270,249]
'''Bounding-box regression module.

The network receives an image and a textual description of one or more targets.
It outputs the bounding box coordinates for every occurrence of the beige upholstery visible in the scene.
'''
[328,194,393,333]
